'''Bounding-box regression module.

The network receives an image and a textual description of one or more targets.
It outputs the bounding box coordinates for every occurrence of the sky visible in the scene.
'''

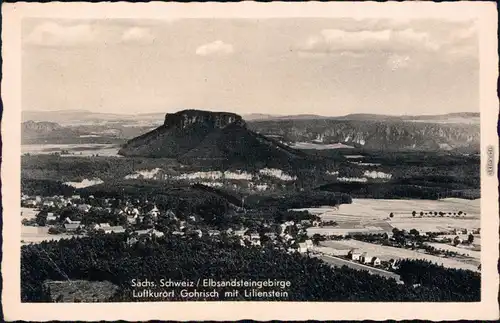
[22,17,479,116]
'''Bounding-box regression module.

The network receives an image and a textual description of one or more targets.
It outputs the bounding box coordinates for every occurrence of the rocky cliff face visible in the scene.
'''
[248,119,480,151]
[163,110,245,129]
[22,120,72,144]
[22,120,62,133]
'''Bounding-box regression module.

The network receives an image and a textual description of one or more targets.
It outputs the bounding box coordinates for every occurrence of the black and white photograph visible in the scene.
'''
[2,1,498,321]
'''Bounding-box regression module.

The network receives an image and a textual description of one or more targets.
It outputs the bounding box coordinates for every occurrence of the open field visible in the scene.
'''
[320,240,480,272]
[299,198,480,235]
[22,144,122,157]
[21,225,83,245]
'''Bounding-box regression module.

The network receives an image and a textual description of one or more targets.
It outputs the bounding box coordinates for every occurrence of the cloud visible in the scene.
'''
[298,28,439,55]
[121,27,155,44]
[297,19,478,63]
[195,40,234,57]
[440,23,478,59]
[25,22,96,46]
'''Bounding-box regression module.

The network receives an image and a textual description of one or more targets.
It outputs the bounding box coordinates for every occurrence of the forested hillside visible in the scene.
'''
[21,235,480,302]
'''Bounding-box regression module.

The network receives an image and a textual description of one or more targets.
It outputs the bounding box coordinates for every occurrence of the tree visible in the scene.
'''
[412,211,416,217]
[389,212,394,218]
[36,211,48,227]
[467,234,474,244]
[453,236,461,246]
[409,229,420,236]
[419,211,424,217]
[48,226,65,234]
[312,234,323,246]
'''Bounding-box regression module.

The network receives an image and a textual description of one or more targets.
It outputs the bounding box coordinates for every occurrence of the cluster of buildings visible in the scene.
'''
[22,194,80,209]
[20,192,320,253]
[347,249,382,267]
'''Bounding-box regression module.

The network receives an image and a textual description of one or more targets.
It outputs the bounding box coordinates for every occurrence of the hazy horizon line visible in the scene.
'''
[21,108,480,118]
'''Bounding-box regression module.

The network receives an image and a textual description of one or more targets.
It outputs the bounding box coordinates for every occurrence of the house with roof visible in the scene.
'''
[348,249,362,261]
[42,200,55,207]
[297,243,308,253]
[102,226,125,234]
[65,217,81,225]
[208,230,221,236]
[134,229,150,236]
[152,229,164,238]
[125,207,140,216]
[249,233,260,240]
[359,252,373,264]
[93,223,111,230]
[134,229,164,238]
[251,239,261,247]
[46,212,57,220]
[64,223,81,232]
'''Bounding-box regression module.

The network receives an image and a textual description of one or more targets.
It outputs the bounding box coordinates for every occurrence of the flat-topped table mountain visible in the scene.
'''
[118,109,308,167]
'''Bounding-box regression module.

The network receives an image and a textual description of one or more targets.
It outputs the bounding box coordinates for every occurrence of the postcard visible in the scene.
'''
[2,1,499,321]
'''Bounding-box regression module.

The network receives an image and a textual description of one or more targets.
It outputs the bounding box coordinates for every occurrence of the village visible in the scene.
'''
[21,192,481,278]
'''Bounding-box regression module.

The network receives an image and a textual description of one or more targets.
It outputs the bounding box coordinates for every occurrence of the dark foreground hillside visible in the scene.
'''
[21,235,480,302]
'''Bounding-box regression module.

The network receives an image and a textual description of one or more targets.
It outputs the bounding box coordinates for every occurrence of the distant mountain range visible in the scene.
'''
[22,109,480,153]
[22,109,479,124]
[22,110,166,125]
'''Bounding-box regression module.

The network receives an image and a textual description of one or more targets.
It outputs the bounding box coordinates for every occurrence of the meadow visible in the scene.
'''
[302,198,480,235]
